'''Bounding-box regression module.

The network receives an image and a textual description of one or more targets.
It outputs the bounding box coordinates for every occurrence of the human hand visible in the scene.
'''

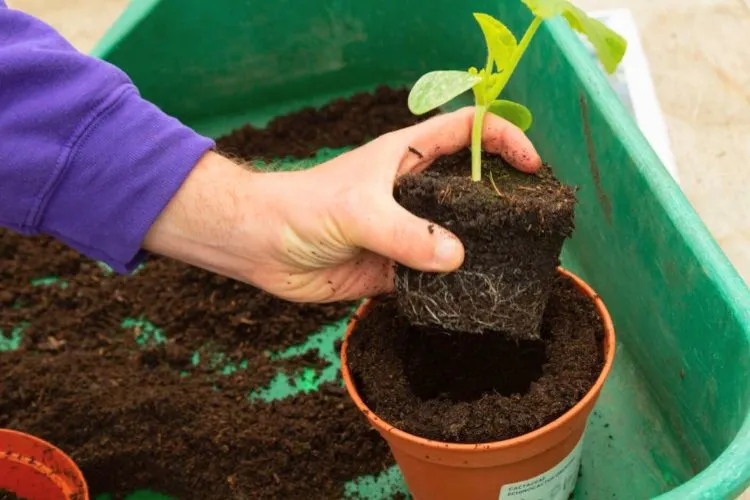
[143,107,541,302]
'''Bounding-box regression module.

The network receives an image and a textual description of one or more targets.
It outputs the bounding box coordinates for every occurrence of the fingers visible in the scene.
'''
[393,108,475,174]
[396,107,542,175]
[278,252,394,303]
[347,197,464,274]
[484,115,542,173]
[326,252,396,301]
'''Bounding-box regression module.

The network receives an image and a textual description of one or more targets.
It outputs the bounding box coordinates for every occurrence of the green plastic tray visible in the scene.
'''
[45,0,750,497]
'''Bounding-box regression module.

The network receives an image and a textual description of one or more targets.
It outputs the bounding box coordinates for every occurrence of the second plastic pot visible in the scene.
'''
[341,267,616,500]
[0,429,88,500]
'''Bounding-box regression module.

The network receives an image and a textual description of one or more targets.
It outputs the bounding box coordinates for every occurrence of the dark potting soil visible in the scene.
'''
[1,87,429,499]
[0,348,392,499]
[0,490,27,500]
[0,236,395,500]
[393,148,577,339]
[215,85,436,161]
[346,274,605,443]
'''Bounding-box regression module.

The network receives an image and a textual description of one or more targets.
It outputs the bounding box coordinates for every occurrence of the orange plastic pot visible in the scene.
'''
[341,267,615,500]
[0,429,88,500]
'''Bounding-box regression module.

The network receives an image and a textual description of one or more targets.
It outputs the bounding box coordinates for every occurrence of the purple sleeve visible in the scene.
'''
[0,2,215,273]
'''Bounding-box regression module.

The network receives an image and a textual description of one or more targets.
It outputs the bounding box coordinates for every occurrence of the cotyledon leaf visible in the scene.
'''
[407,70,481,115]
[488,99,533,131]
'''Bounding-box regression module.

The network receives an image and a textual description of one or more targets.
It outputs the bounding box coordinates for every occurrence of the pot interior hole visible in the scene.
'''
[403,326,548,403]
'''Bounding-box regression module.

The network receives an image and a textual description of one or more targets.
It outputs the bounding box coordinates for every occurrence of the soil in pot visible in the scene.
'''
[0,490,27,500]
[1,87,429,499]
[394,148,577,340]
[346,274,605,443]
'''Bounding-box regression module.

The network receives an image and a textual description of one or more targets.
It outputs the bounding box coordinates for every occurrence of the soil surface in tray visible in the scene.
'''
[393,148,576,338]
[0,87,426,499]
[346,275,605,443]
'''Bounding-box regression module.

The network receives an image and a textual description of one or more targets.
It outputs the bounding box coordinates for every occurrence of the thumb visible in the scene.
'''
[352,200,464,272]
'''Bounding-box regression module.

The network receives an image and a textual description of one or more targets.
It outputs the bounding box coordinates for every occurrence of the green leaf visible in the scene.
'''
[561,4,627,74]
[521,0,568,18]
[407,70,482,115]
[488,99,533,131]
[521,0,626,74]
[473,13,518,72]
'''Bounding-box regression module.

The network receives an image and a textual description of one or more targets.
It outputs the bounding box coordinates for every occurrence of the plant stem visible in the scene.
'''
[484,52,493,76]
[490,15,543,97]
[514,15,543,71]
[471,105,488,182]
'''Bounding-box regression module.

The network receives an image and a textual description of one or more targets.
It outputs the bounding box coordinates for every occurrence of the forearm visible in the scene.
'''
[143,151,260,278]
[0,2,214,272]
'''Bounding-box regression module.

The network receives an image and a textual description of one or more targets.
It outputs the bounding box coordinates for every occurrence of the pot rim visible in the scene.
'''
[0,428,89,499]
[340,266,616,452]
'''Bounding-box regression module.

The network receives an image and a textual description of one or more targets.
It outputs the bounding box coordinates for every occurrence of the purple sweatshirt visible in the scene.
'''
[0,2,215,273]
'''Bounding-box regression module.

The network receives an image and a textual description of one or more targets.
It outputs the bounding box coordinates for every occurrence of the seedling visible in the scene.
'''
[407,0,627,181]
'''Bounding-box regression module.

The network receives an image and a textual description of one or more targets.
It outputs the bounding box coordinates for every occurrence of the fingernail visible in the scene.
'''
[434,235,462,269]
